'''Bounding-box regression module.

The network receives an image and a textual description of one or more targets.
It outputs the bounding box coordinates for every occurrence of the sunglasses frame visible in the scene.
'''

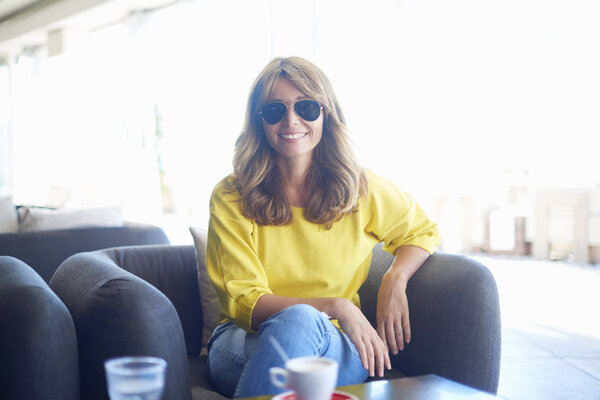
[259,99,324,125]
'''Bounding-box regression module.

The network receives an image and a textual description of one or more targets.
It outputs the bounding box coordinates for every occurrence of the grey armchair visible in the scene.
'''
[0,256,79,400]
[359,247,502,393]
[50,244,501,400]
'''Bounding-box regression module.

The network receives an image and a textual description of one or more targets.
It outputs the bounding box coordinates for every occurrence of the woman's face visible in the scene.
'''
[261,77,323,164]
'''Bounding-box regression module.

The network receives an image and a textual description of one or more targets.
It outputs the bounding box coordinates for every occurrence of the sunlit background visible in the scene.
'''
[1,0,599,257]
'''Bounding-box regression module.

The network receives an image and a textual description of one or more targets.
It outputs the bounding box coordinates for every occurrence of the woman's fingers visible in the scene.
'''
[403,314,411,344]
[368,340,376,377]
[360,337,375,377]
[379,338,391,374]
[337,298,391,378]
[358,331,392,378]
[384,320,398,355]
[358,335,377,377]
[355,337,369,370]
[394,323,405,351]
[366,337,388,378]
[381,317,407,354]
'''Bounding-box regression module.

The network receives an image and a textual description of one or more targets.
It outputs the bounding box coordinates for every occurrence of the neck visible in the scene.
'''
[277,156,312,207]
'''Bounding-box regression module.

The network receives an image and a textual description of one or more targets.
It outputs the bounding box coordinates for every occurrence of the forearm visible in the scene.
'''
[388,245,431,286]
[251,294,346,331]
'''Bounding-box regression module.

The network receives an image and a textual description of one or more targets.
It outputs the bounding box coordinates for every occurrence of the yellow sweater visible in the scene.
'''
[206,169,441,332]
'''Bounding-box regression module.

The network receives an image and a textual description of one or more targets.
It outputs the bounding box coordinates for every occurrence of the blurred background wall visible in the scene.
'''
[0,0,598,260]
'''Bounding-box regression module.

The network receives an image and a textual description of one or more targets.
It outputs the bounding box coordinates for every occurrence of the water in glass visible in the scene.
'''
[105,357,166,400]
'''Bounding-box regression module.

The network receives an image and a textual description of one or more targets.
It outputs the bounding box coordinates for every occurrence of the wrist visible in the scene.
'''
[386,267,410,288]
[325,297,350,320]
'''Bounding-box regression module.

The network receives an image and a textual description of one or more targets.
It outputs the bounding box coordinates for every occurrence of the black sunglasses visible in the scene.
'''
[259,99,323,125]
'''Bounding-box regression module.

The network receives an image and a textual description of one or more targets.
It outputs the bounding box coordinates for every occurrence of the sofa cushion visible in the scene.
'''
[190,226,222,349]
[18,206,123,232]
[0,196,18,233]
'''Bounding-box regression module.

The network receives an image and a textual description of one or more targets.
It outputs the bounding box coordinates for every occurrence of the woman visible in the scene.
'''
[206,56,440,398]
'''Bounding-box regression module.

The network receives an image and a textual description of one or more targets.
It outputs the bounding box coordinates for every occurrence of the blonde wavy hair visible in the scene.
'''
[230,56,368,228]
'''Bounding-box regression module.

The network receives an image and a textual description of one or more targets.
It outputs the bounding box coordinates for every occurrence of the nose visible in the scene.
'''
[283,105,300,125]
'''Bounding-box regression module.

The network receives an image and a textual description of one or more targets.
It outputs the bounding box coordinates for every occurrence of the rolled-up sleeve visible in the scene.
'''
[206,178,273,332]
[364,170,441,255]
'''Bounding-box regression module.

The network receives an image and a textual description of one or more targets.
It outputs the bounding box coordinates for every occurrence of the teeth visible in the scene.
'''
[280,133,306,139]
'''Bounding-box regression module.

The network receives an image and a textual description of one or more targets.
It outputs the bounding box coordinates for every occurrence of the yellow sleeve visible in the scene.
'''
[364,170,441,255]
[206,177,273,332]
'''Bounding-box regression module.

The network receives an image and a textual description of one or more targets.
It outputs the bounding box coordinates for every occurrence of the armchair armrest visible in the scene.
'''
[99,245,202,356]
[0,256,78,400]
[50,250,192,400]
[359,245,501,394]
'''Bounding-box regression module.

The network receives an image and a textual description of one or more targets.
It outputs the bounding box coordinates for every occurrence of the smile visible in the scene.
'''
[279,133,307,139]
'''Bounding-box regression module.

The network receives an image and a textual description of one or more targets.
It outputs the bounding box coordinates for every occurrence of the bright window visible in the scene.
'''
[6,0,600,246]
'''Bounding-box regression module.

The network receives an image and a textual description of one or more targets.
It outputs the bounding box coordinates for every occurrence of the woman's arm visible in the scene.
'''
[361,171,439,354]
[253,294,391,378]
[375,245,430,354]
[251,294,337,330]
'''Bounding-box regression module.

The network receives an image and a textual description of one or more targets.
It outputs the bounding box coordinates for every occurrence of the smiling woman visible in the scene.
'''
[204,56,440,398]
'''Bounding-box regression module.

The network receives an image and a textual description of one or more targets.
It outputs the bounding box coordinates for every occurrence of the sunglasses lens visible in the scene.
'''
[294,100,321,121]
[261,103,287,124]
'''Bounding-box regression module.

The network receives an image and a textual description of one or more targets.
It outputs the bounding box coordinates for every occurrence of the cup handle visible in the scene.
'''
[269,367,288,389]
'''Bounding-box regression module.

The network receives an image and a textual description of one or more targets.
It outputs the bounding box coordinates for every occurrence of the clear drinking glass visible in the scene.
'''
[104,356,167,400]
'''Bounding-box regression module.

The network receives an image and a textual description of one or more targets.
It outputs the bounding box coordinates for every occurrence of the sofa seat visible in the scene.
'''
[188,355,227,400]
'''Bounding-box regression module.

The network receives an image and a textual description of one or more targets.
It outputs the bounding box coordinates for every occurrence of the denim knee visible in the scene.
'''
[257,304,333,346]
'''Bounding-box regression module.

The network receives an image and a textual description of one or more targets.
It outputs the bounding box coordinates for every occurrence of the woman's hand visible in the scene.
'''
[376,268,411,355]
[375,245,430,355]
[334,298,391,378]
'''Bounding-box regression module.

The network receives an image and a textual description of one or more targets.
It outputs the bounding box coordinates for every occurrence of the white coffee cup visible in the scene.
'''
[269,356,338,400]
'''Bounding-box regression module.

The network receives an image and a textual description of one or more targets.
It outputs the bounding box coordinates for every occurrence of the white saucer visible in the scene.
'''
[272,390,358,400]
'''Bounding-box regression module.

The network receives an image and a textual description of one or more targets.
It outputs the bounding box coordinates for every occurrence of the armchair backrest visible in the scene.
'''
[0,224,170,283]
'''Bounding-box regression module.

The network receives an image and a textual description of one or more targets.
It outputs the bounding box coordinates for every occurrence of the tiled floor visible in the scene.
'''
[470,254,600,400]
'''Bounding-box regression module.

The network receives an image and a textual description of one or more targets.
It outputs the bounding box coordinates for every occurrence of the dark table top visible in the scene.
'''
[242,374,497,400]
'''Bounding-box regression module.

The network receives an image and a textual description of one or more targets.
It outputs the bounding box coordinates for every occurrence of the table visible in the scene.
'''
[242,374,497,399]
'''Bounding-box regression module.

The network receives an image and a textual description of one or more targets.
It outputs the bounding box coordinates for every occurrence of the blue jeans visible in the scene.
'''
[207,304,369,398]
